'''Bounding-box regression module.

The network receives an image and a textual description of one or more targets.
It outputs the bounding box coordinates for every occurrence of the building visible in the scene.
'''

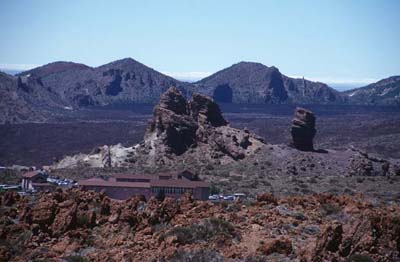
[78,171,210,200]
[21,171,55,192]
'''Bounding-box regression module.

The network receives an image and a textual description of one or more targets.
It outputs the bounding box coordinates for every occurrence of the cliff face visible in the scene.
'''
[193,62,345,104]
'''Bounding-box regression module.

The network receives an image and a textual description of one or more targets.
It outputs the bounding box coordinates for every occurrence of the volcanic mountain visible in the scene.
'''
[0,58,191,123]
[16,58,188,108]
[192,62,346,104]
[344,75,400,105]
[3,58,399,124]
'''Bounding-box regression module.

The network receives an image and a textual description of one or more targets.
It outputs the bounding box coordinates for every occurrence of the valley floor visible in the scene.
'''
[0,104,400,167]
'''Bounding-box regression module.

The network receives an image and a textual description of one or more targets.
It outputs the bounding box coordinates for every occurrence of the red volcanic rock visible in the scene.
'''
[256,193,278,205]
[257,237,293,255]
[1,190,400,261]
[291,107,316,151]
[51,201,77,237]
[3,191,20,206]
[31,200,57,228]
[314,221,343,255]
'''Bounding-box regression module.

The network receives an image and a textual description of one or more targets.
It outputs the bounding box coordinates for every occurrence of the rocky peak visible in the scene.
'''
[145,87,197,155]
[189,93,228,127]
[291,107,316,151]
[158,87,188,115]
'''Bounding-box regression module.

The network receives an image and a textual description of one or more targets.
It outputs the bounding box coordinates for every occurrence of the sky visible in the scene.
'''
[0,0,399,89]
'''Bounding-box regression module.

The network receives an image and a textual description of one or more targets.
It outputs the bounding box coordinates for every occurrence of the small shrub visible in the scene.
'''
[321,203,342,215]
[347,254,374,262]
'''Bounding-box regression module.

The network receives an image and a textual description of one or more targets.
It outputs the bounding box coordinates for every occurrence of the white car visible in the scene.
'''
[223,195,235,201]
[208,195,219,200]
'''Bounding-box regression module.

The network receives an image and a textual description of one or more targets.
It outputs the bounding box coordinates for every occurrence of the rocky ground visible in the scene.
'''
[1,189,399,261]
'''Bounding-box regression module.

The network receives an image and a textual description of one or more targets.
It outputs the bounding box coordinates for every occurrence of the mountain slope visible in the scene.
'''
[344,76,400,105]
[17,58,189,108]
[192,62,345,104]
[16,61,90,78]
[0,72,46,123]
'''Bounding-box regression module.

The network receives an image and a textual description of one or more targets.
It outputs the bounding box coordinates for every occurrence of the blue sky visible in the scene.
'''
[0,0,399,88]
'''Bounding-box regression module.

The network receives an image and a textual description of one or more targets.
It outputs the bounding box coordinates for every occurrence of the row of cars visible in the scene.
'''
[208,193,246,201]
[46,176,76,187]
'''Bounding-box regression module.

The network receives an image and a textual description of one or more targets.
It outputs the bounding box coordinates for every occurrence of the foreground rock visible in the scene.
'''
[291,107,316,151]
[1,190,399,261]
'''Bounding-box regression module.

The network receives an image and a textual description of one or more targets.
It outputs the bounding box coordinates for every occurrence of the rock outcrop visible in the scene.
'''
[291,107,316,151]
[145,87,198,155]
[140,87,265,165]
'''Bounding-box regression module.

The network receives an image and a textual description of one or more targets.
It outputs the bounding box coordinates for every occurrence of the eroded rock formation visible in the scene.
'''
[138,87,265,165]
[291,107,316,151]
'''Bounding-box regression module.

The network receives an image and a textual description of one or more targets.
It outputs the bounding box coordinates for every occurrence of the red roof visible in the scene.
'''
[31,182,54,187]
[150,179,209,188]
[78,174,209,189]
[78,179,150,188]
[22,171,40,178]
[113,173,157,180]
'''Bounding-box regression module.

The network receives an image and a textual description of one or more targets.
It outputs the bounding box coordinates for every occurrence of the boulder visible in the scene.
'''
[291,107,316,151]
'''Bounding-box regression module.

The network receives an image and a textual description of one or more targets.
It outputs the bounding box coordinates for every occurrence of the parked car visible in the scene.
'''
[208,195,219,201]
[223,195,235,201]
[234,193,247,200]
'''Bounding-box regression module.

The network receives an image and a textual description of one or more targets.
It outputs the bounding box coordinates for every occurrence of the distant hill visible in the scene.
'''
[16,58,188,108]
[343,76,400,106]
[2,58,398,124]
[192,62,346,104]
